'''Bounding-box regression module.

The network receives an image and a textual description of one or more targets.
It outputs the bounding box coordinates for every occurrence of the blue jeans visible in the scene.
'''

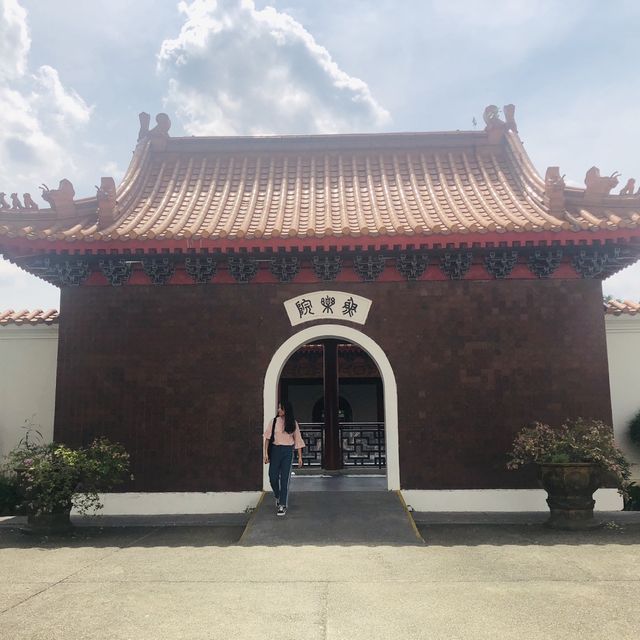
[269,445,294,507]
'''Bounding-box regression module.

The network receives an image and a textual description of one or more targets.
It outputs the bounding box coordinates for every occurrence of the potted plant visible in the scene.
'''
[507,418,630,530]
[8,436,130,534]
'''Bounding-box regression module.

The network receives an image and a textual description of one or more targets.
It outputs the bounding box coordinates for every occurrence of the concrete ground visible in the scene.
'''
[1,512,640,639]
[240,491,423,545]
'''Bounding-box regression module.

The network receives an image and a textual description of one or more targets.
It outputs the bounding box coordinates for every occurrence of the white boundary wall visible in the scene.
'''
[606,314,640,478]
[0,324,58,459]
[402,488,622,512]
[81,492,263,515]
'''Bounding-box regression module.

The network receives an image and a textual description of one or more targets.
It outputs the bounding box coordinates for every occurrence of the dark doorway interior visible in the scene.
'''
[279,341,385,471]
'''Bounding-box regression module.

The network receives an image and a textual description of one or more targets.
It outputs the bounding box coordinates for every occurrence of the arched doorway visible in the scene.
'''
[263,325,399,490]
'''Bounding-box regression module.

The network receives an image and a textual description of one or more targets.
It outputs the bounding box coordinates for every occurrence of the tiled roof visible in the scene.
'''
[3,303,634,325]
[2,107,640,248]
[0,309,59,326]
[604,299,640,316]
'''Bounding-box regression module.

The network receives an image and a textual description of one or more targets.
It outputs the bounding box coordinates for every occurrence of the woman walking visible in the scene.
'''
[263,401,305,516]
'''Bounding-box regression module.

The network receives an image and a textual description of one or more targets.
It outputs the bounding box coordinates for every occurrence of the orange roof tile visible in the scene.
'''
[604,299,640,316]
[1,107,640,248]
[2,303,635,325]
[0,309,59,326]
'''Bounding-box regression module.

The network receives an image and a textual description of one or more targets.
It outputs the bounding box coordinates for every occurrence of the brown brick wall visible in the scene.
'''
[55,278,610,491]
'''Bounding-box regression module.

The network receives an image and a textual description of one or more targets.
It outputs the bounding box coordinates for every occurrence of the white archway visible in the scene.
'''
[263,324,400,490]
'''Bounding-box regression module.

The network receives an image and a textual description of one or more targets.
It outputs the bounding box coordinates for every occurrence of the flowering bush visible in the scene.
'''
[7,436,130,517]
[506,418,630,495]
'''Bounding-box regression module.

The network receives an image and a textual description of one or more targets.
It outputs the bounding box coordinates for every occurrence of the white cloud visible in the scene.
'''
[158,0,389,135]
[0,1,92,199]
[0,259,60,310]
[33,65,92,127]
[0,0,30,81]
[604,263,640,302]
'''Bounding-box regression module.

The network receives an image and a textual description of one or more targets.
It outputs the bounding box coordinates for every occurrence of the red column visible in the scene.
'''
[323,339,341,470]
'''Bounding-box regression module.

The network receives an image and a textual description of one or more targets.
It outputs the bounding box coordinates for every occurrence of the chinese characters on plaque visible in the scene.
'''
[284,291,372,326]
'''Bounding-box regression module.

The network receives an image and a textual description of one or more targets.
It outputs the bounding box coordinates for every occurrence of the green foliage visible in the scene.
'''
[624,482,640,511]
[7,436,130,517]
[507,418,631,496]
[0,471,22,515]
[628,410,640,447]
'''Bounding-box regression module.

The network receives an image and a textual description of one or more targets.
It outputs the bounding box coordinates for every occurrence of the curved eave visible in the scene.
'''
[2,228,640,258]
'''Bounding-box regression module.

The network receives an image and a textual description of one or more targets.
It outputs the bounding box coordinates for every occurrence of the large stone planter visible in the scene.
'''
[539,462,602,530]
[23,509,73,535]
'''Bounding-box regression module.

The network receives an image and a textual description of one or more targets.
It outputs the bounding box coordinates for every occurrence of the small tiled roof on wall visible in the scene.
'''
[604,299,640,316]
[3,302,637,325]
[0,309,59,325]
[1,104,640,252]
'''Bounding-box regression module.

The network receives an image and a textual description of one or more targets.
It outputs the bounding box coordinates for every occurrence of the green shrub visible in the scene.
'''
[0,472,22,515]
[629,410,640,447]
[624,482,640,511]
[507,417,631,496]
[9,437,130,517]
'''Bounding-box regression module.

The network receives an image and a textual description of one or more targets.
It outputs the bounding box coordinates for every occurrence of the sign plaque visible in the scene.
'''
[284,291,372,326]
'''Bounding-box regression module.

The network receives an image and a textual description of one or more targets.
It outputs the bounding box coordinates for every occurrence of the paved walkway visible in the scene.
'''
[239,491,423,546]
[1,513,640,639]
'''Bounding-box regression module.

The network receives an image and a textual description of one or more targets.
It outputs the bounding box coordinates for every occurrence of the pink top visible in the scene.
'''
[264,417,305,449]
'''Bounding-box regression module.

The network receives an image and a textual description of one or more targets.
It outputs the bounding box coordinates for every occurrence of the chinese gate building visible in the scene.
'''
[1,105,639,513]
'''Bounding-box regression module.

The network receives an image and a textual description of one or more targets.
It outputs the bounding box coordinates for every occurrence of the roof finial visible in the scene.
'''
[584,167,620,197]
[619,178,636,195]
[137,111,171,150]
[10,193,24,210]
[483,104,517,142]
[23,193,39,210]
[544,167,566,213]
[40,179,76,217]
[96,177,118,227]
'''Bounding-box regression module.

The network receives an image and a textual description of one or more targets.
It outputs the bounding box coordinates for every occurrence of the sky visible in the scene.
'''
[1,0,639,310]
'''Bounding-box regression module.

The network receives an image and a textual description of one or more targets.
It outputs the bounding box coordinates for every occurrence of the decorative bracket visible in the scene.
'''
[440,252,473,280]
[99,259,132,286]
[527,250,563,278]
[24,257,91,286]
[570,248,634,279]
[353,253,385,282]
[396,253,428,281]
[185,255,217,284]
[312,254,342,281]
[142,256,175,285]
[270,256,300,283]
[228,256,258,283]
[485,251,518,279]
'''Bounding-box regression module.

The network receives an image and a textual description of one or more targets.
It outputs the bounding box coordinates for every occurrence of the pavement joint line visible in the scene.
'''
[0,526,162,617]
[321,581,329,640]
[45,577,640,585]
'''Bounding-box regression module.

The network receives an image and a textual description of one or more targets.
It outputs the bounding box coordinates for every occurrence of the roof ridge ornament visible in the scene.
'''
[0,191,40,212]
[544,166,566,214]
[619,178,636,196]
[483,104,517,143]
[584,166,620,199]
[96,177,118,227]
[137,111,171,150]
[39,179,76,218]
